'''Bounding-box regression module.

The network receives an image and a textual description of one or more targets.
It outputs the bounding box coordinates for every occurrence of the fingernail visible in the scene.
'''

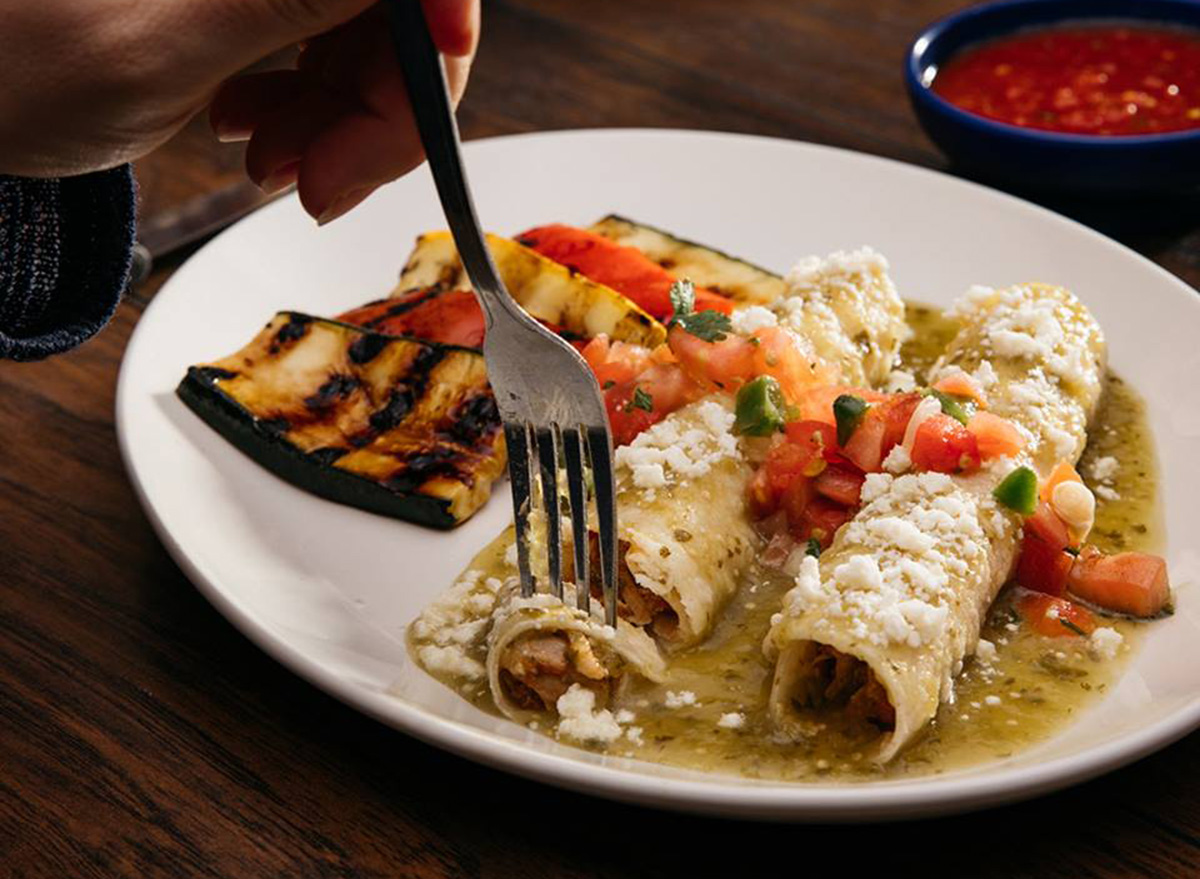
[215,127,252,144]
[212,116,252,143]
[316,187,372,226]
[259,161,300,194]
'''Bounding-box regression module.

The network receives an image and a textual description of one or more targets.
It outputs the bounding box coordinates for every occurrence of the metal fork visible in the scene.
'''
[385,0,619,625]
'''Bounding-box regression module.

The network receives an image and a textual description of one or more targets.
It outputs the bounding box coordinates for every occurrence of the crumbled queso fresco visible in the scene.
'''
[410,569,509,680]
[1090,627,1124,661]
[614,400,740,491]
[774,471,1013,651]
[664,690,698,708]
[729,305,778,335]
[556,685,623,743]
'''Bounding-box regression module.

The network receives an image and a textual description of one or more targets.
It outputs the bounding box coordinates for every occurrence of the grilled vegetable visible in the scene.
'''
[393,231,666,348]
[515,223,734,320]
[588,214,787,306]
[337,287,485,348]
[177,313,505,529]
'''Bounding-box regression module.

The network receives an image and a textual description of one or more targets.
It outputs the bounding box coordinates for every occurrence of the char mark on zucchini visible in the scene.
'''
[177,312,506,529]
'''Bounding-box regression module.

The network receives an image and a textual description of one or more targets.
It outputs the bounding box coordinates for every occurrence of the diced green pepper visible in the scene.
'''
[925,388,972,426]
[993,465,1038,515]
[734,375,786,436]
[832,394,870,446]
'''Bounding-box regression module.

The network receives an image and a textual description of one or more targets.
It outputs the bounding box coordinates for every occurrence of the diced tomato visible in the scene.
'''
[580,334,653,388]
[1017,591,1097,638]
[968,411,1026,460]
[1068,546,1170,618]
[748,467,776,517]
[337,289,486,348]
[1026,500,1072,552]
[909,413,981,473]
[878,392,923,454]
[794,385,889,426]
[781,476,817,533]
[605,386,660,446]
[794,498,855,548]
[516,224,732,320]
[1016,533,1075,597]
[1039,460,1083,503]
[763,438,827,496]
[667,325,758,391]
[749,327,836,402]
[841,409,888,472]
[813,465,866,506]
[933,370,988,407]
[784,420,838,457]
[603,363,705,445]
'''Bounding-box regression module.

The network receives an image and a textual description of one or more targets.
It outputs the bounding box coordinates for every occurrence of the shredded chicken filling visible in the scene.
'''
[794,643,896,730]
[499,631,617,712]
[576,535,679,640]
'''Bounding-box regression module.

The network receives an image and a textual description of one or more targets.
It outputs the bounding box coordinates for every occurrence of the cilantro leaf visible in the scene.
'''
[629,387,654,412]
[675,309,732,342]
[669,279,696,318]
[667,277,732,342]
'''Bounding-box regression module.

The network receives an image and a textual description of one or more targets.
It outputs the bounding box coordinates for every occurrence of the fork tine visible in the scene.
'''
[505,422,535,597]
[561,426,590,613]
[587,425,619,627]
[535,426,563,598]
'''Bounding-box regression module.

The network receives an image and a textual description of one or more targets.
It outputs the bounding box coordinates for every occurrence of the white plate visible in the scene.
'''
[117,129,1200,821]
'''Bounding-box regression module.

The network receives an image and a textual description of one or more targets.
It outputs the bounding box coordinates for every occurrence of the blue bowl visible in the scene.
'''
[906,0,1200,194]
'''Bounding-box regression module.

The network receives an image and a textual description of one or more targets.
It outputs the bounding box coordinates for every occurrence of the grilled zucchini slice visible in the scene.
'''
[393,231,667,347]
[177,313,505,529]
[588,214,786,306]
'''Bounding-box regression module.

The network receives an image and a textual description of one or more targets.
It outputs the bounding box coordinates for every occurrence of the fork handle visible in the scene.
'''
[385,0,522,332]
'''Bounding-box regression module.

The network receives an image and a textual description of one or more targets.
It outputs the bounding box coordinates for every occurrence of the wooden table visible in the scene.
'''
[5,1,1199,875]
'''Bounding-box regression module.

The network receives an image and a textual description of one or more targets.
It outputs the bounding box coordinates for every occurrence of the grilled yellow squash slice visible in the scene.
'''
[393,231,667,347]
[177,313,505,529]
[588,214,787,306]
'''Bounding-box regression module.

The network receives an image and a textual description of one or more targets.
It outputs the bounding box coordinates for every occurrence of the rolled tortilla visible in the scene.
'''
[487,583,666,727]
[409,558,664,732]
[601,395,759,648]
[581,248,909,649]
[773,247,909,388]
[764,283,1106,762]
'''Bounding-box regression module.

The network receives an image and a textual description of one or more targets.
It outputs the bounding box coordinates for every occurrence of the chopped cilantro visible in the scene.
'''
[629,387,654,412]
[667,278,732,342]
[675,309,732,343]
[805,538,822,559]
[602,380,616,390]
[669,279,695,318]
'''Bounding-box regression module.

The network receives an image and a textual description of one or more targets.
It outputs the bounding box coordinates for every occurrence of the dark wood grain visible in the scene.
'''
[4,1,1199,876]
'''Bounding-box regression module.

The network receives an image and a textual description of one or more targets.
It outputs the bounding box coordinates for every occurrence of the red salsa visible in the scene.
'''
[933,24,1200,136]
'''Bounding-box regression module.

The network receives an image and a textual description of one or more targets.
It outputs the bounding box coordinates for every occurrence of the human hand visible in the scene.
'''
[0,0,478,223]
